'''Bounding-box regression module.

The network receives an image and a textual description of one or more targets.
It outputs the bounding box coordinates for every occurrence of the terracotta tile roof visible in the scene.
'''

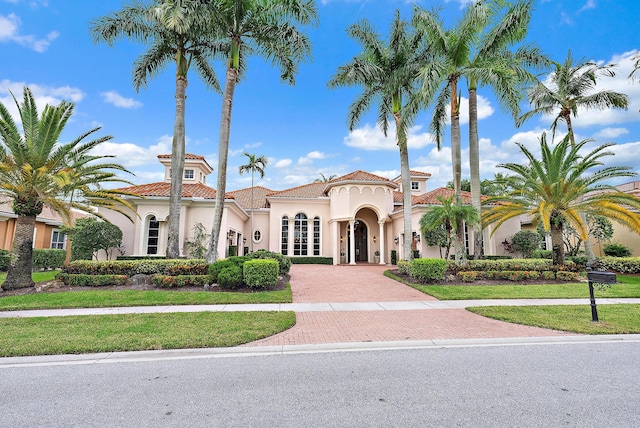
[157,153,206,160]
[267,182,328,198]
[330,170,397,185]
[115,182,218,199]
[227,186,272,209]
[413,187,474,205]
[409,170,432,177]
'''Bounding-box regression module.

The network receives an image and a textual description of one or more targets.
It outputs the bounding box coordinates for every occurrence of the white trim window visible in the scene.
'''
[51,229,66,249]
[147,216,160,255]
[184,169,195,179]
[411,181,419,191]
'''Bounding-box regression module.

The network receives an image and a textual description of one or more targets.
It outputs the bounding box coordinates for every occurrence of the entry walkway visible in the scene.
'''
[3,265,639,346]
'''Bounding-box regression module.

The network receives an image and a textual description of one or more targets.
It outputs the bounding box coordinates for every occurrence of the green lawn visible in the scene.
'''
[385,270,640,300]
[0,311,296,357]
[0,270,60,284]
[468,304,640,334]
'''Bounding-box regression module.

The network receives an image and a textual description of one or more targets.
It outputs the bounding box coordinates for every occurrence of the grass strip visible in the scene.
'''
[0,311,295,357]
[0,283,292,311]
[468,304,640,334]
[385,270,640,300]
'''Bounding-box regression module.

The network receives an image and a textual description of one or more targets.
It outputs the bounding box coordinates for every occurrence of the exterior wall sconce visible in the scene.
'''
[394,237,399,245]
[340,235,343,243]
[415,234,420,242]
[373,236,377,243]
[243,237,247,245]
[227,231,233,239]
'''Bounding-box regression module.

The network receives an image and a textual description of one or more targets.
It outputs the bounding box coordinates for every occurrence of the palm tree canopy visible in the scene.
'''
[0,87,138,223]
[482,132,640,240]
[420,195,480,235]
[91,0,222,91]
[314,173,337,183]
[238,152,268,179]
[517,50,629,139]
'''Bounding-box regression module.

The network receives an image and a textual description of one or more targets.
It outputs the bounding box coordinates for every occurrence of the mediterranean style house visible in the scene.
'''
[0,200,74,251]
[98,154,521,263]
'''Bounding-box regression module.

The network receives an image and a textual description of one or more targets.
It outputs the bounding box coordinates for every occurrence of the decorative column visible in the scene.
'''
[331,221,338,265]
[378,220,385,265]
[288,216,295,257]
[349,219,356,265]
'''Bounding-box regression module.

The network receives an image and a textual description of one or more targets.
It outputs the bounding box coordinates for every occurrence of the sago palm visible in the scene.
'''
[482,133,640,265]
[329,11,430,261]
[91,0,222,259]
[238,152,268,252]
[0,87,137,290]
[206,0,317,263]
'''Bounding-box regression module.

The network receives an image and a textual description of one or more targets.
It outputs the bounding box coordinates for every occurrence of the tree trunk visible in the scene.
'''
[395,115,413,262]
[207,66,238,263]
[2,215,36,290]
[450,79,465,265]
[550,217,565,266]
[166,74,188,259]
[468,84,483,260]
[250,170,254,253]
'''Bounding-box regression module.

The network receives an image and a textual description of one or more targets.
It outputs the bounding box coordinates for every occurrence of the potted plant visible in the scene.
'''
[340,249,346,264]
[374,249,380,264]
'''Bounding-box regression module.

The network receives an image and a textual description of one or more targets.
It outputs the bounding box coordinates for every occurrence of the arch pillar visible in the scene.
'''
[348,219,356,265]
[378,220,386,265]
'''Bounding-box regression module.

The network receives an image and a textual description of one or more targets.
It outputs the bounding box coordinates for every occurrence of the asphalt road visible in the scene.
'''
[1,341,638,427]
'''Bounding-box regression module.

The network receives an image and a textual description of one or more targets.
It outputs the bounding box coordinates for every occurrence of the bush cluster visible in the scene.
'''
[151,275,210,288]
[397,260,411,276]
[32,249,66,270]
[246,250,291,275]
[290,256,333,265]
[603,243,632,257]
[598,257,640,274]
[56,273,127,287]
[0,249,9,271]
[410,258,448,283]
[63,259,208,276]
[244,259,279,289]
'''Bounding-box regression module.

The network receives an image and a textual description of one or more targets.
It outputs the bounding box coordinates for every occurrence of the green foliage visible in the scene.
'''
[217,265,243,290]
[483,271,542,281]
[556,271,579,281]
[64,259,208,276]
[459,271,479,282]
[0,249,9,271]
[183,223,210,259]
[410,258,447,282]
[397,260,411,276]
[243,259,279,290]
[32,249,66,270]
[532,249,553,259]
[511,230,543,258]
[484,255,513,260]
[391,250,397,265]
[151,275,210,288]
[247,250,291,274]
[598,257,640,274]
[65,218,123,261]
[603,243,632,257]
[208,257,249,284]
[56,273,127,287]
[290,257,333,265]
[464,259,553,272]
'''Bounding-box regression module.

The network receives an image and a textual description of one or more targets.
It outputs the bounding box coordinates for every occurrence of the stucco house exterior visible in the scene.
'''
[98,154,519,263]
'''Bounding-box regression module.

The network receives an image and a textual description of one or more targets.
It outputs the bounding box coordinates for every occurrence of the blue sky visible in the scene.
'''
[1,0,639,192]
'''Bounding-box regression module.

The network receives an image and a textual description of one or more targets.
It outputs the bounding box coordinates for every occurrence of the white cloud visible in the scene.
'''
[0,13,58,52]
[594,127,629,139]
[307,151,327,160]
[101,91,142,109]
[0,79,85,122]
[344,123,435,151]
[274,159,292,168]
[89,135,171,168]
[579,0,596,12]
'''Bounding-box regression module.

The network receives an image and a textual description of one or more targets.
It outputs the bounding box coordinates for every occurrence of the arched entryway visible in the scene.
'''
[347,220,368,263]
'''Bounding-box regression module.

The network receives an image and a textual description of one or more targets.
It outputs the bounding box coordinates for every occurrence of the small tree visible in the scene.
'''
[423,226,449,259]
[563,215,614,256]
[511,230,543,258]
[66,218,123,260]
[603,243,632,257]
[184,223,210,259]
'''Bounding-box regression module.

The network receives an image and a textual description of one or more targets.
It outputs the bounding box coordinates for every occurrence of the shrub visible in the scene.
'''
[56,273,127,287]
[511,230,543,258]
[0,249,9,271]
[243,259,279,289]
[458,271,479,282]
[217,265,243,289]
[464,259,553,272]
[397,260,411,276]
[290,256,332,265]
[151,275,210,288]
[32,249,66,270]
[410,258,447,282]
[390,250,397,265]
[208,257,249,284]
[603,243,632,257]
[63,259,208,276]
[597,257,640,274]
[541,271,556,280]
[484,255,512,260]
[532,249,553,259]
[556,271,578,281]
[247,250,291,275]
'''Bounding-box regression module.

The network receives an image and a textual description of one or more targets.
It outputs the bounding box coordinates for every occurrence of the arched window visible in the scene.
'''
[147,216,160,255]
[294,213,308,256]
[313,217,320,256]
[281,216,289,254]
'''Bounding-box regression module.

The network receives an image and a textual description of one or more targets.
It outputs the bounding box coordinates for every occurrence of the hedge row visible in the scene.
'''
[151,275,210,288]
[290,256,333,265]
[0,249,66,271]
[458,270,579,282]
[57,273,127,287]
[63,259,208,276]
[597,257,640,274]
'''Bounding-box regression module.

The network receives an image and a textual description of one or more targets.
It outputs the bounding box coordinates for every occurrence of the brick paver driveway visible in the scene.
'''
[245,264,569,347]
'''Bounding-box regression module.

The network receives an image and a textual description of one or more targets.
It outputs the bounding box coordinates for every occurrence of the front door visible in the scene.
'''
[348,221,368,262]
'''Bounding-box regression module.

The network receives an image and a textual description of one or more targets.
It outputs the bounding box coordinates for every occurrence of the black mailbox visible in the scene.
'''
[587,271,616,284]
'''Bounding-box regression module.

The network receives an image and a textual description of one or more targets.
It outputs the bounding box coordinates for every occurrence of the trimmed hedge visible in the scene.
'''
[290,256,333,265]
[218,265,243,289]
[64,259,208,276]
[151,275,210,288]
[411,258,447,282]
[56,273,127,287]
[0,249,8,271]
[208,256,249,284]
[244,259,279,289]
[247,250,291,275]
[397,260,411,276]
[33,249,66,270]
[597,257,640,274]
[117,255,166,260]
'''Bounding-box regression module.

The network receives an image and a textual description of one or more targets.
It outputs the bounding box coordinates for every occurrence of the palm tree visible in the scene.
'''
[206,0,317,263]
[466,0,547,259]
[91,0,221,259]
[314,173,337,183]
[328,11,430,261]
[419,195,480,261]
[412,1,488,264]
[516,50,629,265]
[0,87,137,290]
[238,152,268,252]
[482,133,640,265]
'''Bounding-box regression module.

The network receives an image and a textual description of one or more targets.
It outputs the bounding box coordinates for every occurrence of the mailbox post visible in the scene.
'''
[586,271,616,322]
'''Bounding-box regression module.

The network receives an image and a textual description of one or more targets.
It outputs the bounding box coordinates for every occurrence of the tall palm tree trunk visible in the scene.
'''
[395,115,413,261]
[2,216,36,290]
[550,216,565,266]
[207,66,238,263]
[468,83,483,259]
[450,81,465,265]
[250,170,255,253]
[167,74,188,259]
